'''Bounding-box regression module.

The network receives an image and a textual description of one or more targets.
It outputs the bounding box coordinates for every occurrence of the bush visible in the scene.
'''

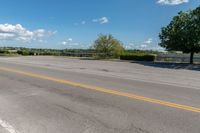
[120,53,156,61]
[0,50,8,54]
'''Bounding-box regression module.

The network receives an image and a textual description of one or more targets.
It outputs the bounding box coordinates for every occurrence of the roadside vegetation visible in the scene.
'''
[159,6,200,64]
[1,6,200,64]
[0,34,158,61]
[120,53,156,61]
[0,47,96,57]
[91,34,124,59]
[0,46,159,60]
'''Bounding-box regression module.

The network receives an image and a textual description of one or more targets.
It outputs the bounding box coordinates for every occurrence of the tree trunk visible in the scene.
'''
[190,52,194,64]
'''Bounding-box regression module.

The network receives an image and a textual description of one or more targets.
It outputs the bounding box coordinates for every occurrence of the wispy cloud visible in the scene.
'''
[144,38,153,44]
[67,38,73,42]
[74,20,86,26]
[62,41,67,45]
[61,38,90,49]
[62,38,73,45]
[74,17,109,26]
[157,0,189,5]
[92,17,109,24]
[140,38,153,49]
[61,38,81,47]
[0,23,56,43]
[125,38,157,50]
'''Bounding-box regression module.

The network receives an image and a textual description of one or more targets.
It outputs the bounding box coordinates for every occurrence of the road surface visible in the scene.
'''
[0,56,199,133]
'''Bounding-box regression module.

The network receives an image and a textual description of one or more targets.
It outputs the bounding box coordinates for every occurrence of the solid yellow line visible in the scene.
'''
[0,67,200,113]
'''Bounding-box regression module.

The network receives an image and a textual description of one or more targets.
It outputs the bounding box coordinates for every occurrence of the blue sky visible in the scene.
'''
[0,0,199,50]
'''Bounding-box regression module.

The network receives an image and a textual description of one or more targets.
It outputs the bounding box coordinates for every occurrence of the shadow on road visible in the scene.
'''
[78,57,200,71]
[132,62,200,71]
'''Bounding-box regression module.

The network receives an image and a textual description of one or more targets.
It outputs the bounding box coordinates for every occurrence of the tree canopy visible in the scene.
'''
[159,6,200,64]
[92,34,124,58]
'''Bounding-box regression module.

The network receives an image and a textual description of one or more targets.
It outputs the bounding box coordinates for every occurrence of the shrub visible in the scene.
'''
[0,50,8,54]
[120,53,156,61]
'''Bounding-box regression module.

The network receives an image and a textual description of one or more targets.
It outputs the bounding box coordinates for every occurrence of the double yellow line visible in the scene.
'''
[0,67,200,113]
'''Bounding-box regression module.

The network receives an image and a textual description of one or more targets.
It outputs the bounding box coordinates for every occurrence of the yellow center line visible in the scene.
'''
[0,67,200,113]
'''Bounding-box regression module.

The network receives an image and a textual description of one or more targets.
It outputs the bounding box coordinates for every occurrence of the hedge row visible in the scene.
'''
[120,53,156,61]
[17,50,35,56]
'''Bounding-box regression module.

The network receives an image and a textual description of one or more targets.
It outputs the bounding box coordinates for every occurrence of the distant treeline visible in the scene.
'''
[0,47,161,57]
[0,47,96,57]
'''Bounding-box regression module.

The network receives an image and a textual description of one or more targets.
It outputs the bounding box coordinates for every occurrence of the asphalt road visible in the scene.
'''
[0,56,200,133]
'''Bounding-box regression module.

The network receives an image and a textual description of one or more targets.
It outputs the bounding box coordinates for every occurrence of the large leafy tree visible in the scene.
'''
[92,34,124,58]
[159,6,200,64]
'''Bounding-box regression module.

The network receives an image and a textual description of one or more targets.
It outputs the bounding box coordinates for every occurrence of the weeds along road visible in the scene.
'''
[0,56,200,133]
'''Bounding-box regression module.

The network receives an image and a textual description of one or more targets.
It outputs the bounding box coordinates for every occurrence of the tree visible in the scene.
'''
[92,34,124,58]
[159,6,200,64]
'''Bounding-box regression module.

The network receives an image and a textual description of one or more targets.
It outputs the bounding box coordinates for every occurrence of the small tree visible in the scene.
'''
[92,34,124,58]
[159,6,200,64]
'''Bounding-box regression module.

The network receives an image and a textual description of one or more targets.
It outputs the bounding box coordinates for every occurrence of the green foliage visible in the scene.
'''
[0,47,96,57]
[17,50,34,56]
[125,49,160,55]
[120,53,156,61]
[0,50,8,54]
[92,34,124,58]
[159,6,200,64]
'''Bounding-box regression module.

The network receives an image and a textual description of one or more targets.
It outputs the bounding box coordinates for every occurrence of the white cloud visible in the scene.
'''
[74,21,86,26]
[140,44,148,49]
[75,17,109,26]
[100,17,109,24]
[93,17,109,24]
[48,30,57,36]
[125,39,164,51]
[60,38,89,48]
[0,23,55,42]
[68,38,73,42]
[33,29,45,38]
[124,43,135,49]
[62,41,67,45]
[157,0,189,5]
[139,38,153,49]
[61,38,73,45]
[144,38,153,44]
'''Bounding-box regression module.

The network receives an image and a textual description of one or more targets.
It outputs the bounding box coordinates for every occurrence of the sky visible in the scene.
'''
[0,0,199,50]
